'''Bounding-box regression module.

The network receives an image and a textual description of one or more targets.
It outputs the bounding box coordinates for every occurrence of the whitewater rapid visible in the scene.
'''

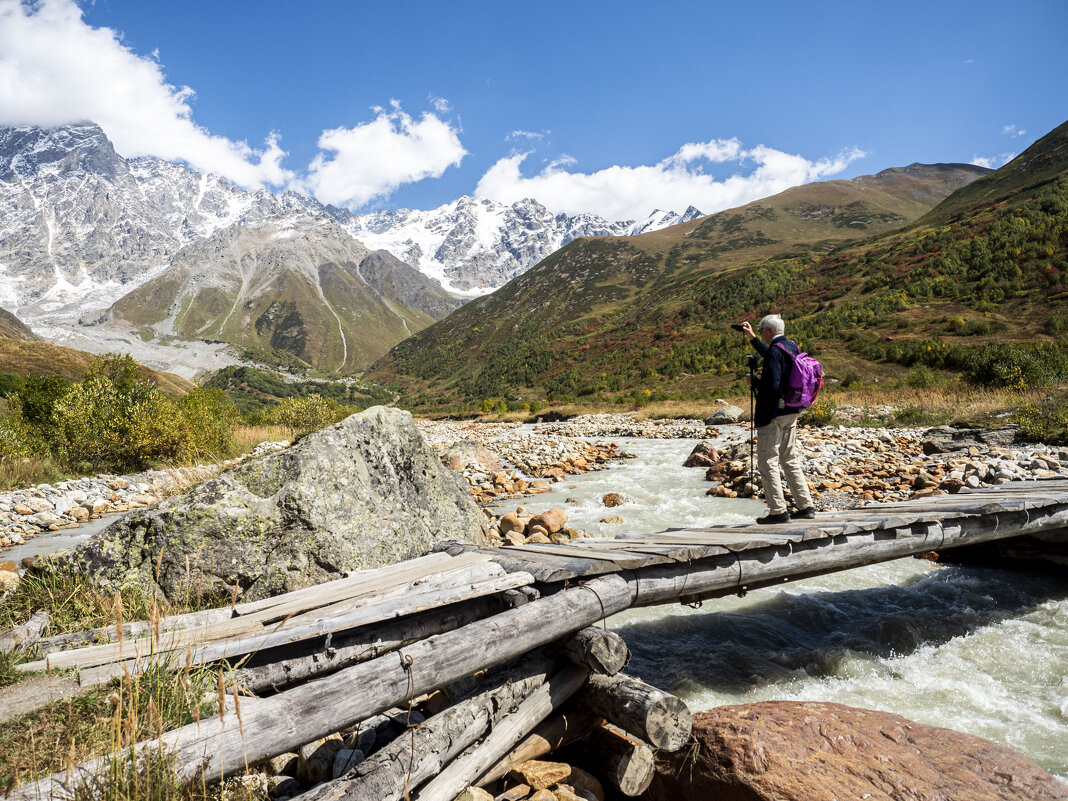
[493,434,1068,783]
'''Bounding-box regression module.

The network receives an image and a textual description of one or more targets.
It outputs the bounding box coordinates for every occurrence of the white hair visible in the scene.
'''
[758,314,785,336]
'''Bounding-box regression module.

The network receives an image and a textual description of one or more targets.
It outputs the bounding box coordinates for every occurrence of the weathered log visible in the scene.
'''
[585,723,655,797]
[291,652,559,801]
[478,709,602,786]
[627,505,1068,607]
[233,595,509,694]
[72,569,533,686]
[34,561,515,675]
[415,664,589,801]
[33,553,468,656]
[10,574,633,800]
[0,609,49,654]
[35,607,234,656]
[580,673,691,752]
[560,627,629,675]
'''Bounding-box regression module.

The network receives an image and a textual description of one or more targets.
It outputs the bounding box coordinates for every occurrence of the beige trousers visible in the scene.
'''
[756,412,813,515]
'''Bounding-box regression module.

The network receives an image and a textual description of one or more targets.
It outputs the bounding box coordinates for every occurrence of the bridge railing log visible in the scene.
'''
[629,505,1068,607]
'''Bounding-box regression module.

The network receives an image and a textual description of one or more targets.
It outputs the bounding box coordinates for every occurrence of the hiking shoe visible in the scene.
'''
[793,507,816,519]
[756,512,790,525]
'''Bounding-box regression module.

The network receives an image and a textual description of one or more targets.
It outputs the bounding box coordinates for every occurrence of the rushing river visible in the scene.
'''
[493,431,1068,783]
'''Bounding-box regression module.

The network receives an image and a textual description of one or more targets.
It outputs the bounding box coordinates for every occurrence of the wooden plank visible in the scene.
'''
[44,562,512,673]
[279,562,508,627]
[77,572,537,687]
[505,543,666,570]
[484,549,608,582]
[238,552,493,623]
[231,552,458,616]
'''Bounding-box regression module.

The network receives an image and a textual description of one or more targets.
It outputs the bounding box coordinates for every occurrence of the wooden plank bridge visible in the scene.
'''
[9,480,1068,800]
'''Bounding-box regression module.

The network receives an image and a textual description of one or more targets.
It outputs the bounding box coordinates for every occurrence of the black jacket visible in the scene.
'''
[752,335,798,427]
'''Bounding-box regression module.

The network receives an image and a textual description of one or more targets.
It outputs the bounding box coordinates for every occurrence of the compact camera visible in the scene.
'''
[730,322,746,332]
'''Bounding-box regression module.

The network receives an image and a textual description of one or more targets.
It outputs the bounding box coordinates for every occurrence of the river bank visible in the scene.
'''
[8,411,1068,556]
[418,412,1068,511]
[1,410,1065,792]
[0,440,289,553]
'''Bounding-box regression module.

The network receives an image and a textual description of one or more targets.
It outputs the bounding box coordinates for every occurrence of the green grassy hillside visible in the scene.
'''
[371,122,1067,410]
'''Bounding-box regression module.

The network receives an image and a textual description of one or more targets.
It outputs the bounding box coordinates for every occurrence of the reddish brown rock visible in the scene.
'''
[602,493,629,508]
[683,441,721,468]
[443,439,503,473]
[510,759,571,791]
[527,508,568,534]
[642,702,1067,801]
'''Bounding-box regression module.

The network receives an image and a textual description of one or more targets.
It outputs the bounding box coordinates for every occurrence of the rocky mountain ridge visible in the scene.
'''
[105,212,463,373]
[0,122,698,323]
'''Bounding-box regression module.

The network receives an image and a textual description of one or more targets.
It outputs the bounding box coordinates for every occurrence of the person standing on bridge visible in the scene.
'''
[738,314,816,525]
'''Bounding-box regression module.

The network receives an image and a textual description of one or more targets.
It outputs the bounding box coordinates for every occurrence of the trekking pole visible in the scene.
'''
[749,379,755,489]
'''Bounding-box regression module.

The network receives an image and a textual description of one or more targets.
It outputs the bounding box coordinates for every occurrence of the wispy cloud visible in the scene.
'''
[508,129,549,141]
[0,0,294,188]
[971,153,1016,169]
[428,95,451,113]
[1003,124,1027,138]
[301,101,466,208]
[475,140,865,220]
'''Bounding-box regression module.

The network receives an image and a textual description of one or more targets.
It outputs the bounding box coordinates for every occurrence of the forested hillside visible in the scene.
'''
[371,121,1068,410]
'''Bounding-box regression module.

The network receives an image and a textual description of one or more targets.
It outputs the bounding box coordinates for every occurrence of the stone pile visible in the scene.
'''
[694,426,1068,507]
[418,421,633,506]
[0,441,289,552]
[484,505,587,547]
[458,759,605,801]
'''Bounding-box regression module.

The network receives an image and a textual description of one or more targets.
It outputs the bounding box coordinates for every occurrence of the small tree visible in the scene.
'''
[264,394,350,435]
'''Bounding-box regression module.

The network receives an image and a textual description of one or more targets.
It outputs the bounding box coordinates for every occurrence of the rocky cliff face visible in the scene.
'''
[39,406,488,601]
[0,123,328,324]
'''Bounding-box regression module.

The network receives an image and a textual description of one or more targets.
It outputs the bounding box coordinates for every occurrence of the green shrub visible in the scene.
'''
[1015,400,1068,445]
[962,342,1068,389]
[902,365,940,389]
[52,373,188,472]
[893,404,948,427]
[263,394,351,434]
[802,398,838,426]
[176,387,242,459]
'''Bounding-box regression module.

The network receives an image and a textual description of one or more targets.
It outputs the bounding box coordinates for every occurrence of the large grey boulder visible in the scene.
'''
[41,406,487,601]
[921,426,1017,455]
[704,404,745,425]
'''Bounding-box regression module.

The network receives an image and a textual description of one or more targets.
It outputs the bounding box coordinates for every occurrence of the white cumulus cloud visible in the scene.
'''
[301,101,466,209]
[475,139,865,221]
[0,0,293,187]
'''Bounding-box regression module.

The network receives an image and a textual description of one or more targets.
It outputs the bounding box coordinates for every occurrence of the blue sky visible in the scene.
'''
[1,0,1065,219]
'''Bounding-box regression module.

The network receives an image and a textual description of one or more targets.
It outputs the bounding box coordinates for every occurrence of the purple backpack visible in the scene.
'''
[776,342,824,409]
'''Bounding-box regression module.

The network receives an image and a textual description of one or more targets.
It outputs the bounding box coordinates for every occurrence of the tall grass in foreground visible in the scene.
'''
[0,569,263,798]
[0,657,248,798]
